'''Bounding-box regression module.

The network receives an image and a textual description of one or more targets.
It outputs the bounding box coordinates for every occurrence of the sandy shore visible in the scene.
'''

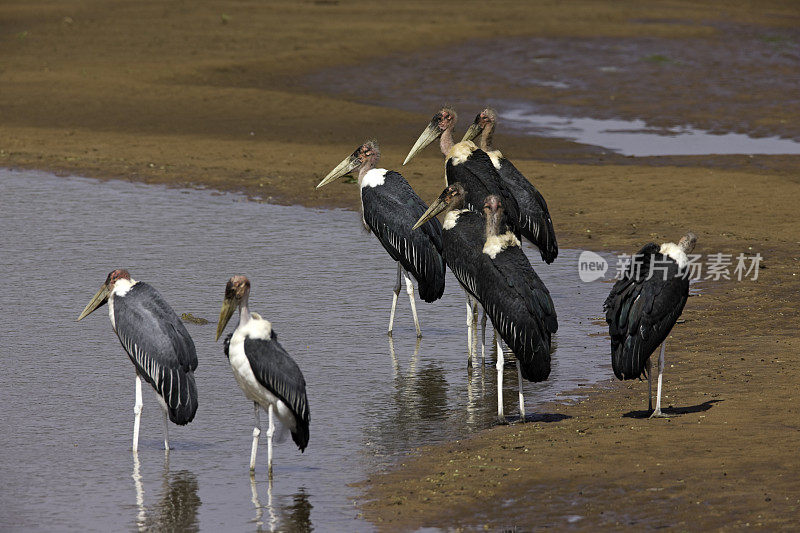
[3,0,800,529]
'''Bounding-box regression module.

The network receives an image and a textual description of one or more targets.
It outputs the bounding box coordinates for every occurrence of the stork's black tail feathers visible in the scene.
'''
[416,253,446,303]
[167,371,198,425]
[291,418,310,452]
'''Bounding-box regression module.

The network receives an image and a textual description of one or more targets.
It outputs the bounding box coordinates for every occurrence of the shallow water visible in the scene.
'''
[305,25,800,156]
[0,170,612,531]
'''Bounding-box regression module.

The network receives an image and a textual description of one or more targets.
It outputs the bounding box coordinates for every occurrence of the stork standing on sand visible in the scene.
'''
[215,276,309,478]
[462,107,558,264]
[604,233,697,418]
[77,269,198,452]
[317,140,445,337]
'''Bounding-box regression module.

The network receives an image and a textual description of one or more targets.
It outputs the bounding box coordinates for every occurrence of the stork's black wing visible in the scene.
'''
[479,246,557,382]
[445,147,521,229]
[604,243,690,380]
[441,210,485,301]
[244,333,310,451]
[361,170,446,302]
[495,157,558,264]
[113,282,198,425]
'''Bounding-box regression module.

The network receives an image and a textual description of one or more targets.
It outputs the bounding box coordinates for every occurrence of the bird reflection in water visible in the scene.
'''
[250,477,312,533]
[131,451,201,531]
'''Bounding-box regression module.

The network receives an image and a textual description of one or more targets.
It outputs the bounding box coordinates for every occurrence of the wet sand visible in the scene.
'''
[2,0,800,529]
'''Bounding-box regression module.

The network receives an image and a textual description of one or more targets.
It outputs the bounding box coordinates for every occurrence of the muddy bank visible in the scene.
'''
[2,0,800,530]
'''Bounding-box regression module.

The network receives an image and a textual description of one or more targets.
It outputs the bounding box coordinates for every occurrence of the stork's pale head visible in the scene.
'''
[462,107,497,142]
[412,183,466,230]
[403,106,458,165]
[316,140,380,188]
[483,194,501,213]
[77,269,131,321]
[678,232,698,254]
[216,275,251,341]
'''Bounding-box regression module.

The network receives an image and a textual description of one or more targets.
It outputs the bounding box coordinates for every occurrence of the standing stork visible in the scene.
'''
[462,108,559,264]
[415,190,557,420]
[316,140,445,337]
[77,269,198,452]
[604,233,697,418]
[215,276,309,478]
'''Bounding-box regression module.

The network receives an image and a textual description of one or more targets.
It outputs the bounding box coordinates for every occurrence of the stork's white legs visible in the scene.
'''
[162,407,170,451]
[133,373,143,452]
[388,263,402,336]
[403,269,422,338]
[480,312,488,365]
[388,264,421,337]
[250,402,261,472]
[266,404,275,480]
[650,342,667,418]
[646,357,653,411]
[465,295,476,362]
[496,338,505,421]
[516,360,526,422]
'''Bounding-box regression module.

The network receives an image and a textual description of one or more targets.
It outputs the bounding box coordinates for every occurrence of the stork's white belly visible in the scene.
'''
[228,334,296,431]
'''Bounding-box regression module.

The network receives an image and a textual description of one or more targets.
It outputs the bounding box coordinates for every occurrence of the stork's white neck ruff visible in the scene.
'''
[112,277,137,297]
[443,209,469,230]
[660,242,689,268]
[483,231,521,259]
[360,168,387,189]
[447,141,478,166]
[486,150,503,170]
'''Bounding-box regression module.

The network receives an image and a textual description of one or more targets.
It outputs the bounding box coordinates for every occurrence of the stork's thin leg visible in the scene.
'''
[250,402,261,472]
[480,311,488,365]
[496,338,505,422]
[465,295,474,361]
[646,357,653,412]
[650,342,668,419]
[388,263,402,336]
[266,404,275,479]
[403,268,422,338]
[133,374,143,452]
[516,360,526,422]
[162,406,170,451]
[471,301,479,360]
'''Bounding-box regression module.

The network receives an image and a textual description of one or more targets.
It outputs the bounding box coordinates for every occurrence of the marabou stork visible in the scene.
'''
[316,140,445,337]
[415,190,557,421]
[215,276,309,477]
[604,233,697,418]
[462,108,559,264]
[77,269,198,452]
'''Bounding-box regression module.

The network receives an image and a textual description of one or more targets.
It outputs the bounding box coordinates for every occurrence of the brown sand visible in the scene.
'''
[2,0,800,529]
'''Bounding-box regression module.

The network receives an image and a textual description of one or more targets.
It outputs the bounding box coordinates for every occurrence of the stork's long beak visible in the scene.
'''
[403,117,442,165]
[413,196,449,230]
[316,153,361,189]
[461,120,482,143]
[215,296,238,341]
[77,284,110,321]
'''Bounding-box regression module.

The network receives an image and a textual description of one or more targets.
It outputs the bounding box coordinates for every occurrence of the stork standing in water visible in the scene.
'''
[317,140,445,337]
[216,276,309,477]
[77,269,198,451]
[415,190,557,420]
[604,233,697,418]
[462,108,559,264]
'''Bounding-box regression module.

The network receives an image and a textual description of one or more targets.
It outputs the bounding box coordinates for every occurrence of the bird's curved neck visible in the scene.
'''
[480,123,495,152]
[484,208,503,241]
[238,291,251,327]
[357,155,378,187]
[440,126,455,157]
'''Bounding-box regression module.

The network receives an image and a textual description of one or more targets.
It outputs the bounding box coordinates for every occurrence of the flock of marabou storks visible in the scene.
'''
[77,106,697,479]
